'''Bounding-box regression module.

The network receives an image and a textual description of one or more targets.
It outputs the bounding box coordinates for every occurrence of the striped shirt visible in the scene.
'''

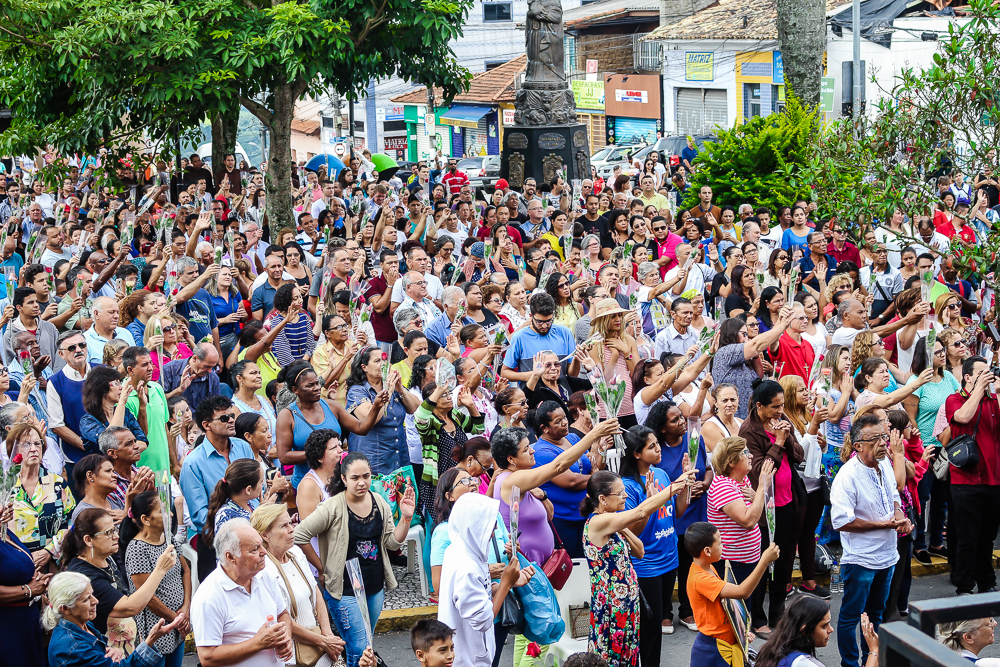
[269,313,316,367]
[707,474,761,563]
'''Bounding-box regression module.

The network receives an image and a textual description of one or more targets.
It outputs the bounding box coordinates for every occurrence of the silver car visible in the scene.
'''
[457,156,501,192]
[592,144,645,181]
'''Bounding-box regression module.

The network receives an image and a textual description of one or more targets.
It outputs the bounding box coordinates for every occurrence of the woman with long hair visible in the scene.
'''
[794,292,828,360]
[724,264,758,317]
[710,313,791,420]
[120,491,191,667]
[758,286,785,333]
[203,458,274,546]
[79,368,148,456]
[762,247,790,291]
[545,271,582,329]
[587,298,641,427]
[934,291,977,351]
[602,209,630,260]
[293,452,415,667]
[755,596,835,667]
[144,315,192,382]
[283,241,313,297]
[539,209,573,261]
[618,425,694,657]
[294,429,342,524]
[903,334,955,567]
[452,356,499,436]
[206,262,246,358]
[63,508,177,654]
[120,289,157,345]
[898,246,918,282]
[849,330,894,380]
[738,379,803,637]
[778,375,830,598]
[938,327,969,384]
[269,282,316,367]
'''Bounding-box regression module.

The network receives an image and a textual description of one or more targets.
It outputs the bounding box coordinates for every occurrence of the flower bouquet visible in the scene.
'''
[807,353,825,391]
[488,326,508,389]
[770,361,785,381]
[156,471,172,540]
[687,420,701,502]
[153,317,165,384]
[924,327,938,368]
[213,245,224,266]
[764,485,776,572]
[4,266,15,302]
[347,277,369,340]
[919,268,934,305]
[591,367,626,452]
[583,390,600,426]
[509,485,521,550]
[345,559,374,648]
[0,452,22,542]
[435,355,457,393]
[755,271,766,299]
[357,207,372,235]
[536,259,555,293]
[817,366,833,396]
[672,323,716,377]
[786,263,799,303]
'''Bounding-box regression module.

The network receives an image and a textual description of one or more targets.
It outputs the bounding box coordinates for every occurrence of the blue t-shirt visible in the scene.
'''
[681,146,698,166]
[781,227,811,253]
[533,434,590,522]
[175,288,219,344]
[623,468,679,577]
[655,433,707,533]
[502,324,576,375]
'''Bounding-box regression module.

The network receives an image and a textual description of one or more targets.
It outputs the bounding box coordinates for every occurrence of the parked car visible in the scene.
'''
[630,135,715,176]
[458,155,501,192]
[592,143,645,181]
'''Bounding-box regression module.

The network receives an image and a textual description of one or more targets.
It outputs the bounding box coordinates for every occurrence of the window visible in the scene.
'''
[321,116,334,128]
[483,2,512,22]
[564,35,577,74]
[744,83,762,118]
[485,61,506,71]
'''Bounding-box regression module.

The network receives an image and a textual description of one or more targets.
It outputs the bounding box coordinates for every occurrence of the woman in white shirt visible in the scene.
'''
[795,292,828,361]
[251,503,344,666]
[938,617,1000,666]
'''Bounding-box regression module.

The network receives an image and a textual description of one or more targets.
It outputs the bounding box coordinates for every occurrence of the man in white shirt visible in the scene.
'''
[654,297,697,359]
[859,243,905,324]
[830,412,911,667]
[397,271,442,324]
[664,243,721,300]
[757,208,783,251]
[911,215,950,269]
[830,298,915,349]
[390,246,443,315]
[192,519,294,667]
[39,225,74,268]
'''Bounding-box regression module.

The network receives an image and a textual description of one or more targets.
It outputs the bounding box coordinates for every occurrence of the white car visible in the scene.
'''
[591,144,645,181]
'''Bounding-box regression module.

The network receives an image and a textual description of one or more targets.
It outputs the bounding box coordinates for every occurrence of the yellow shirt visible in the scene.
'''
[638,193,672,211]
[238,347,281,399]
[312,340,351,404]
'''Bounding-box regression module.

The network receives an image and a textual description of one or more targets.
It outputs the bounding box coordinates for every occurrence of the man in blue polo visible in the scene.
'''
[251,252,286,320]
[798,231,839,291]
[501,292,578,382]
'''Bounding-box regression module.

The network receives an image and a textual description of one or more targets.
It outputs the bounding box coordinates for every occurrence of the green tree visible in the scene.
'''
[0,0,473,232]
[684,94,819,214]
[796,0,1000,281]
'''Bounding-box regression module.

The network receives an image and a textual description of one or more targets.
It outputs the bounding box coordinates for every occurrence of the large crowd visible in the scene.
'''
[1,147,1000,667]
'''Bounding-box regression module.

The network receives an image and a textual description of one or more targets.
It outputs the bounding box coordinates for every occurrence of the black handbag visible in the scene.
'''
[945,407,981,469]
[492,535,525,634]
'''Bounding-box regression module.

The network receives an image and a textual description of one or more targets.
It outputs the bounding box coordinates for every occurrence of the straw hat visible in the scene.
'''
[590,297,630,322]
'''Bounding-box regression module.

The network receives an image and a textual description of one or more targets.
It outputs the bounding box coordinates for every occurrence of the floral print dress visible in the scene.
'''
[583,518,640,667]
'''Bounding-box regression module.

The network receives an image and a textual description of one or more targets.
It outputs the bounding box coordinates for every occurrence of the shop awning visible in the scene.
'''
[438,105,493,129]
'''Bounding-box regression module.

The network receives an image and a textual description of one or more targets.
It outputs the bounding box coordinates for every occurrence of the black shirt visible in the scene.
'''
[725,292,753,317]
[342,492,385,597]
[576,214,607,239]
[66,557,127,634]
[978,173,1000,208]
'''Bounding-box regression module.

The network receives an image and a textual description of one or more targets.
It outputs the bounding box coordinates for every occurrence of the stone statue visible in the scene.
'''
[525,0,564,85]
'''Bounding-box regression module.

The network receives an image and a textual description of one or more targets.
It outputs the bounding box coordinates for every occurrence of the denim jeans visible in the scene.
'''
[914,472,948,551]
[323,588,386,667]
[151,642,185,667]
[837,562,894,667]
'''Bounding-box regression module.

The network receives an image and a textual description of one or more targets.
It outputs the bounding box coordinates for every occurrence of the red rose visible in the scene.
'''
[11,453,22,465]
[381,352,388,361]
[526,643,542,658]
[44,267,52,273]
[172,288,179,296]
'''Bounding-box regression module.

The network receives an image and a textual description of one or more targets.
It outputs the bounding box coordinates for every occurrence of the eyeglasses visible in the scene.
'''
[94,526,119,538]
[947,303,961,310]
[330,323,349,332]
[213,413,235,423]
[451,477,478,491]
[855,434,890,444]
[532,316,554,326]
[740,448,751,457]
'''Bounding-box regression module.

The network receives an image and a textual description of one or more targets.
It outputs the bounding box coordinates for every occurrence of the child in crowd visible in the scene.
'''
[686,521,780,667]
[359,619,455,667]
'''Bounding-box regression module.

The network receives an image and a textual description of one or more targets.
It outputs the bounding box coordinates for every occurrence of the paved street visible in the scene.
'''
[182,572,1000,666]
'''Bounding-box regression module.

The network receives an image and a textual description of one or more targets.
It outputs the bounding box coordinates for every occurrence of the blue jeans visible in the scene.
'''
[151,642,185,667]
[323,588,385,667]
[837,562,894,667]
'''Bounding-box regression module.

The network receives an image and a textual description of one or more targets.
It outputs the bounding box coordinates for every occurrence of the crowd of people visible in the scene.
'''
[1,147,999,667]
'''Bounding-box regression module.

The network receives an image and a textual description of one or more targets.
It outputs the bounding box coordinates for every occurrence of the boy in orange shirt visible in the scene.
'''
[685,521,779,667]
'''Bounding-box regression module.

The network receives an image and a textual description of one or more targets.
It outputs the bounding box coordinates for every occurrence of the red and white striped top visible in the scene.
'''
[707,474,762,563]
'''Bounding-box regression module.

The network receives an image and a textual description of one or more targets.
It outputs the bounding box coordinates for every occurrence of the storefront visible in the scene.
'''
[383,136,408,161]
[571,79,607,152]
[402,103,449,163]
[603,73,663,146]
[437,105,501,157]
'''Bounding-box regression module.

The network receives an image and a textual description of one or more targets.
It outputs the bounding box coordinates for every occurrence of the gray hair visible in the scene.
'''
[191,342,214,362]
[837,299,858,319]
[98,426,131,454]
[175,256,198,272]
[0,401,26,437]
[57,329,85,349]
[437,234,455,248]
[393,306,421,332]
[637,261,660,282]
[41,572,91,631]
[581,234,600,251]
[938,619,989,652]
[196,241,214,255]
[91,296,115,315]
[442,286,465,307]
[739,203,753,214]
[848,412,882,447]
[215,517,250,559]
[12,331,34,351]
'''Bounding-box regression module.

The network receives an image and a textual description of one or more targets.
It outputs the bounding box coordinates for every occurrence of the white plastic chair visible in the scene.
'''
[551,557,590,660]
[405,524,429,599]
[181,542,199,594]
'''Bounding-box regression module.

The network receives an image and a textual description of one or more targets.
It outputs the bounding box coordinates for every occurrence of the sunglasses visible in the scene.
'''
[213,413,235,423]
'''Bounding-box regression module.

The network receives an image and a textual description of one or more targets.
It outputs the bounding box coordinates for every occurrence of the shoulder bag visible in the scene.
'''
[543,519,574,591]
[267,551,324,667]
[944,406,981,469]
[491,534,525,634]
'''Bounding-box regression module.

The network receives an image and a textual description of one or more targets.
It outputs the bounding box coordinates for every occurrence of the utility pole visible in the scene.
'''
[426,83,437,163]
[349,97,355,149]
[332,90,343,138]
[852,0,862,132]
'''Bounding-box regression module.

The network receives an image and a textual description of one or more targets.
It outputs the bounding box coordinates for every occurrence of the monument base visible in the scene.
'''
[500,123,591,190]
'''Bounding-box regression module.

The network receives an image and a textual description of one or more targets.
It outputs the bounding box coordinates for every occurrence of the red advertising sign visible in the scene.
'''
[384,136,408,150]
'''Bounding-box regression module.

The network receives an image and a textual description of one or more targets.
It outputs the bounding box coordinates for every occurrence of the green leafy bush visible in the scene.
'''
[683,94,819,213]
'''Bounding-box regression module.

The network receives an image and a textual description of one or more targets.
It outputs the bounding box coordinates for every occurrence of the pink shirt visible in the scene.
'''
[767,432,794,507]
[656,233,683,278]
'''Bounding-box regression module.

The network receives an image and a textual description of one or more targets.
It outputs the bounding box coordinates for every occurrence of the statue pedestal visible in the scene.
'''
[501,123,591,190]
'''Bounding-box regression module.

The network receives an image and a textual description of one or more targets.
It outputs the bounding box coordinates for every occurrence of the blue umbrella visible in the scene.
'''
[304,154,347,177]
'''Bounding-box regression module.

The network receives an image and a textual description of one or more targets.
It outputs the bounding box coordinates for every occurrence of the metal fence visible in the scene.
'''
[879,591,1000,666]
[633,34,661,72]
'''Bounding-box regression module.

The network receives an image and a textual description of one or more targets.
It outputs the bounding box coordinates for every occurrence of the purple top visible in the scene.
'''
[493,471,554,566]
